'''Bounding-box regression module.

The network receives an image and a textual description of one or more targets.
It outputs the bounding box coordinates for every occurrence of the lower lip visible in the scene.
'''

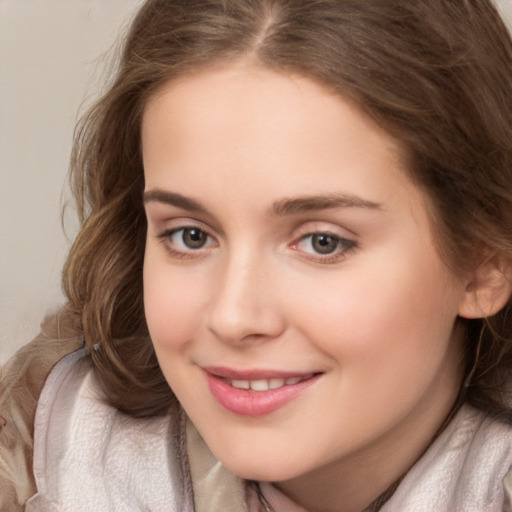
[205,373,320,417]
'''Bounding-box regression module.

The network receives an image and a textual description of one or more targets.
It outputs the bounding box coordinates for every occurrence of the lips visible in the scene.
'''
[203,367,321,416]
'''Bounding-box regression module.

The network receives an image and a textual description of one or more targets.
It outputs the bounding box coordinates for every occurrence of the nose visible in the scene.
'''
[206,251,286,345]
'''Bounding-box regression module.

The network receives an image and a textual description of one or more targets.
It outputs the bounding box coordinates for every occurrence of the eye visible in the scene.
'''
[294,232,356,262]
[158,226,216,257]
[308,233,340,254]
[175,227,209,249]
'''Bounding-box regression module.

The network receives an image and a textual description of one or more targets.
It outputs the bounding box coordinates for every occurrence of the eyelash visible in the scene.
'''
[156,226,357,263]
[291,232,357,264]
[157,226,216,259]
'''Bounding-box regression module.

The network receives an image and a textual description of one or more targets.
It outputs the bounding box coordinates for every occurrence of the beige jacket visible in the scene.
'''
[0,310,248,512]
[0,309,83,511]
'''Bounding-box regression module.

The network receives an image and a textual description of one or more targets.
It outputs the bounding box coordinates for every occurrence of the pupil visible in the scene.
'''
[312,234,338,254]
[183,228,206,249]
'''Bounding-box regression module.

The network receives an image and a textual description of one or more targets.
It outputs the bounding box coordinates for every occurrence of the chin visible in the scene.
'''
[217,452,301,483]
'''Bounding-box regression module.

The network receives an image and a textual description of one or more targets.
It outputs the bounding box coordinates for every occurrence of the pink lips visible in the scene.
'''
[203,366,321,416]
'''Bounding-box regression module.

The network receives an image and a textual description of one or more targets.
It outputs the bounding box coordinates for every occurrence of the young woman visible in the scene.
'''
[2,1,512,510]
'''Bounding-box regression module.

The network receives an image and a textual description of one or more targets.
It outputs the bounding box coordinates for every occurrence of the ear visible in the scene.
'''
[458,252,512,319]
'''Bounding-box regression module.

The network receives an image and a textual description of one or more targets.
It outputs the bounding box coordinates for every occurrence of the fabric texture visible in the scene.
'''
[0,308,82,512]
[379,406,512,511]
[26,349,194,511]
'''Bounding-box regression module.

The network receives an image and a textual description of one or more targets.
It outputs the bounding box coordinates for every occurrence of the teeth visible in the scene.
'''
[229,374,313,391]
[250,379,270,391]
[285,376,302,385]
[269,378,285,389]
[231,379,250,390]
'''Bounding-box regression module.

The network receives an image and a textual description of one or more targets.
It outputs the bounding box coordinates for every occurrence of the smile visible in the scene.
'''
[228,374,315,391]
[203,368,321,416]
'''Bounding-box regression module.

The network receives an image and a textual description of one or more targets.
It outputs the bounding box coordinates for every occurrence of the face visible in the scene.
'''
[142,65,469,490]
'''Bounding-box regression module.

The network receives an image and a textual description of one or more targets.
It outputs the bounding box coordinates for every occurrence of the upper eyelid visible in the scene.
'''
[153,217,215,235]
[291,220,358,240]
[292,232,356,250]
[145,205,224,236]
[146,210,224,239]
[158,225,217,243]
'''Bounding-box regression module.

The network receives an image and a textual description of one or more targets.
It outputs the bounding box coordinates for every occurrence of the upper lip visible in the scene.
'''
[202,366,321,380]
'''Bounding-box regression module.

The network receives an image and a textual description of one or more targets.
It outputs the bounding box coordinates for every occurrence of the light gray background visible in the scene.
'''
[1,0,512,365]
[0,0,142,364]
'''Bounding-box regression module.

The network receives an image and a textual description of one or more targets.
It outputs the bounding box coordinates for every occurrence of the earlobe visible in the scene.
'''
[458,253,512,319]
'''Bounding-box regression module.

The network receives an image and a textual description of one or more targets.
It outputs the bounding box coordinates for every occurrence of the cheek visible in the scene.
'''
[285,264,464,444]
[289,254,463,382]
[143,252,205,353]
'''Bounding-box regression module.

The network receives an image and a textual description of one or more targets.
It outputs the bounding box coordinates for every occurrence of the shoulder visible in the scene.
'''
[0,308,83,511]
[383,405,512,511]
[26,341,192,511]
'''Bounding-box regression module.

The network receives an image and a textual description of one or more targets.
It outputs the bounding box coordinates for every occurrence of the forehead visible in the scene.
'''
[141,64,423,218]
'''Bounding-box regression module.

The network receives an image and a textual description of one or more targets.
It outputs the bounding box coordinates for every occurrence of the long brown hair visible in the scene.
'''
[62,0,512,418]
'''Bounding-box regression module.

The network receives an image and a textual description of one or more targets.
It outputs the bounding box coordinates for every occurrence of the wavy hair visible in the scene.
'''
[62,0,512,418]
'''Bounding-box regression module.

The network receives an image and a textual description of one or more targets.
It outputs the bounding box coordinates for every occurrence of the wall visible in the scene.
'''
[0,0,142,364]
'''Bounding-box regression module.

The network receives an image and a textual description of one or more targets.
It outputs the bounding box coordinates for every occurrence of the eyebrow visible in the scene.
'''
[143,189,381,216]
[269,193,382,216]
[143,189,208,214]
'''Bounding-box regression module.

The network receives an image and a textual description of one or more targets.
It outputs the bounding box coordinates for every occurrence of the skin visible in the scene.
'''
[142,64,473,512]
